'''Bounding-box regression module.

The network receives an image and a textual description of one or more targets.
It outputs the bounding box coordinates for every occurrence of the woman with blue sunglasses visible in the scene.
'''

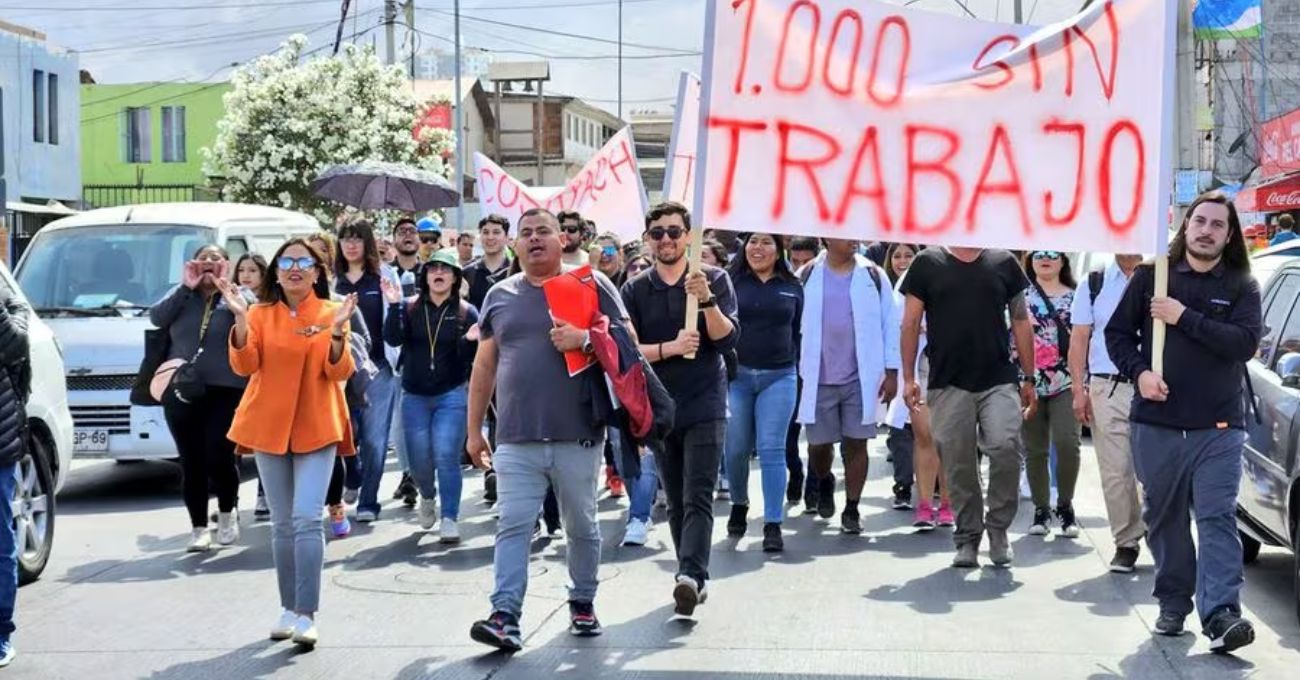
[1020,250,1083,540]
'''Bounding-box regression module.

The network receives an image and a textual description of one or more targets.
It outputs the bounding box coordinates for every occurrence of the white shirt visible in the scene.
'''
[1069,261,1134,376]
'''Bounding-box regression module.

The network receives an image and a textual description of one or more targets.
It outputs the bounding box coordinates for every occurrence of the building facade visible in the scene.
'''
[0,20,81,260]
[80,82,230,208]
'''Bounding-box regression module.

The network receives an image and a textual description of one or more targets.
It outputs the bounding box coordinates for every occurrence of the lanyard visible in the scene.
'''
[422,301,450,370]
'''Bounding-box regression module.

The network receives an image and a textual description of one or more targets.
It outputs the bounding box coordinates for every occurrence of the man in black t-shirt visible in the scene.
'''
[900,247,1037,569]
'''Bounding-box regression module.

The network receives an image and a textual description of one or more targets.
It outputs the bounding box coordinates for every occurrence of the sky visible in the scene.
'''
[3,0,1088,116]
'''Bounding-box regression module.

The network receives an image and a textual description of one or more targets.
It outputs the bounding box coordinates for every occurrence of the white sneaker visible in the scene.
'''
[270,610,297,640]
[623,518,650,546]
[418,498,438,531]
[291,615,318,648]
[440,518,461,544]
[216,512,240,545]
[186,527,212,552]
[355,510,377,523]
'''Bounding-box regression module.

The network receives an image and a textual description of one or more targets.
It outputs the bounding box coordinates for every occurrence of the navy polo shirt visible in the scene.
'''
[731,270,802,370]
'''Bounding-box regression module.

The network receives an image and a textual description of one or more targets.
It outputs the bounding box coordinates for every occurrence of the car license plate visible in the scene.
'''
[74,428,109,453]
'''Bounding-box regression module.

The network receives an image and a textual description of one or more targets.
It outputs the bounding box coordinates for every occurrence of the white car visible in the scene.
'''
[0,260,73,584]
[1250,240,1300,287]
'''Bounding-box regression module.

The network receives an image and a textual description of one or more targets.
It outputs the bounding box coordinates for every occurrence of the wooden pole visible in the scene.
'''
[683,227,703,360]
[1152,255,1168,373]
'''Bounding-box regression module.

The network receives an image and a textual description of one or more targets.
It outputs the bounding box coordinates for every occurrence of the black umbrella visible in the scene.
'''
[311,160,460,211]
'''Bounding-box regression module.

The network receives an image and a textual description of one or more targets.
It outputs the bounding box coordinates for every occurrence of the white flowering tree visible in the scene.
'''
[203,36,454,223]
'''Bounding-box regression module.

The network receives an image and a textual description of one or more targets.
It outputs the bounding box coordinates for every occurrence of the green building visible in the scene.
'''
[80,82,230,207]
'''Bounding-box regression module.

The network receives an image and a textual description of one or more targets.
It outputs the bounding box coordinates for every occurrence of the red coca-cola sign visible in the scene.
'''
[1260,108,1300,180]
[1264,188,1300,210]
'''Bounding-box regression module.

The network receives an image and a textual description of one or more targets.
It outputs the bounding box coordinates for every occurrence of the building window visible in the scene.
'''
[162,106,186,163]
[32,70,45,143]
[47,73,58,145]
[124,107,152,163]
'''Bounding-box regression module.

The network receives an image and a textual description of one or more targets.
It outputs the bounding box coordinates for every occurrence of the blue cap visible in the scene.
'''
[417,217,441,233]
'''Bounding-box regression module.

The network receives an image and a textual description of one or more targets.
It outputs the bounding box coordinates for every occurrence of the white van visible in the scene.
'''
[14,203,321,461]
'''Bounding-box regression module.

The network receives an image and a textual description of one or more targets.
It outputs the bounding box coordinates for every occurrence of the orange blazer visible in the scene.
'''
[227,294,356,456]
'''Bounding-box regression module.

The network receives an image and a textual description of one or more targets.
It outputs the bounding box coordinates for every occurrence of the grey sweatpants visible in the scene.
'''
[1131,423,1246,625]
[928,383,1023,547]
[490,440,603,619]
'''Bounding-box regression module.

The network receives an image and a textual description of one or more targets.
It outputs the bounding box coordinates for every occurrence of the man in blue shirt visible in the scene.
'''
[1269,214,1297,246]
[1068,254,1145,574]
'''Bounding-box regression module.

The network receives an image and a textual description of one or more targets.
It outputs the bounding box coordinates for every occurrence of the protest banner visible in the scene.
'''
[474,127,650,243]
[663,71,702,206]
[692,0,1175,255]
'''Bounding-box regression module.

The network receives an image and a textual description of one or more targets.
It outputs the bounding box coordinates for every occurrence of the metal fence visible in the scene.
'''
[82,184,221,209]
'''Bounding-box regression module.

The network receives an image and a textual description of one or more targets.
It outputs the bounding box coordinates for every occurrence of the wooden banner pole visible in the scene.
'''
[1151,254,1168,374]
[683,227,703,360]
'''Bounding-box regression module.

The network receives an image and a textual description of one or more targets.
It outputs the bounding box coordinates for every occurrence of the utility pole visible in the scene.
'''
[454,0,465,231]
[616,0,621,119]
[1013,0,1022,24]
[384,0,397,65]
[405,0,416,78]
[1176,0,1197,185]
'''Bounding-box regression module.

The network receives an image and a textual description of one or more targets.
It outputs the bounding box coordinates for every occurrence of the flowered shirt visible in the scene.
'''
[1023,287,1075,397]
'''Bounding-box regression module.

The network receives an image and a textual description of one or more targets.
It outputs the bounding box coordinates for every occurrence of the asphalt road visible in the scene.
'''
[11,442,1300,680]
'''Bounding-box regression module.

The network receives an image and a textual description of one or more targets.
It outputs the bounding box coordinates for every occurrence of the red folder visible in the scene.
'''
[542,265,600,377]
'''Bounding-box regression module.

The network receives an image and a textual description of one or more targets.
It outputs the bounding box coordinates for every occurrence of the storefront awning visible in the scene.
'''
[1235,173,1300,213]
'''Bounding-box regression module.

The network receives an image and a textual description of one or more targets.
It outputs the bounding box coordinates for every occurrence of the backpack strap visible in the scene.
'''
[796,261,881,293]
[1088,270,1104,305]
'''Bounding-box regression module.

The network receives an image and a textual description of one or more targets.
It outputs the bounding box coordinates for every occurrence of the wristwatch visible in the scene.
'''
[699,298,716,309]
[581,331,594,354]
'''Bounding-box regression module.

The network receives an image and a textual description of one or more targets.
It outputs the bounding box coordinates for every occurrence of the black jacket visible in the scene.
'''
[0,292,33,465]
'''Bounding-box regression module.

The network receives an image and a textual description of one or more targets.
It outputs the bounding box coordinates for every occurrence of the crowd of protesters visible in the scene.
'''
[23,189,1254,665]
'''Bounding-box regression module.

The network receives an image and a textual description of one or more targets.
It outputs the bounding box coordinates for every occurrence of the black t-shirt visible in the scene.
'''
[465,257,512,312]
[899,248,1028,392]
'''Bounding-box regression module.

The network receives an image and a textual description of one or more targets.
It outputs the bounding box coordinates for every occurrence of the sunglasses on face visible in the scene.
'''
[419,235,440,244]
[562,224,583,235]
[628,264,650,275]
[426,262,455,273]
[278,256,316,271]
[647,227,685,241]
[601,245,618,258]
[1032,251,1062,261]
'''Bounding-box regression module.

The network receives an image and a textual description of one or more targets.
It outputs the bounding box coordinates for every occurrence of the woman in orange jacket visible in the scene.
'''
[214,238,356,650]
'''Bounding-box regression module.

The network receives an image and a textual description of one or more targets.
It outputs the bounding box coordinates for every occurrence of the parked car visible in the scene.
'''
[1251,240,1300,288]
[1240,258,1300,625]
[0,260,73,584]
[13,203,319,463]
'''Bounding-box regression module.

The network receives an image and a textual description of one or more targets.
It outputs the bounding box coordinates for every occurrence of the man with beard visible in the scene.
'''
[457,232,476,268]
[1106,192,1262,654]
[392,218,423,279]
[467,208,623,650]
[621,201,739,617]
[558,211,591,267]
[389,217,424,504]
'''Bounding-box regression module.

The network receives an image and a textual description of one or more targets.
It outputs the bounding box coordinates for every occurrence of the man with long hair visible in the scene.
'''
[1106,191,1262,653]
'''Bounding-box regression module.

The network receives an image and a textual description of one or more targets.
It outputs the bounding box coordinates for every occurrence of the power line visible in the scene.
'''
[77,17,353,55]
[422,7,698,55]
[0,0,336,11]
[406,22,698,61]
[461,0,670,9]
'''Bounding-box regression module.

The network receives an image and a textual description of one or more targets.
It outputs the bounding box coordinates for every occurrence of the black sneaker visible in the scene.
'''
[787,469,804,504]
[891,484,913,510]
[840,506,862,534]
[393,472,414,500]
[483,471,498,504]
[1154,611,1186,637]
[803,475,821,515]
[1028,507,1051,536]
[568,600,603,637]
[762,522,784,552]
[817,474,837,519]
[470,611,523,651]
[1109,546,1140,573]
[727,504,748,537]
[1205,609,1255,654]
[1056,503,1080,538]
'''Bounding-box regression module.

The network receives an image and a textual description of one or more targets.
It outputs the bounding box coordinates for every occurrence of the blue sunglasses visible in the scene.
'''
[1032,251,1062,261]
[277,255,316,271]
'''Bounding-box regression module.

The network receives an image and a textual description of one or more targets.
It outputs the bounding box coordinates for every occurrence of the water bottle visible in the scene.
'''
[400,269,416,298]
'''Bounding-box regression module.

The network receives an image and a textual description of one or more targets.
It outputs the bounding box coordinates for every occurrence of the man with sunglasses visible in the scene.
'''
[417,218,443,261]
[589,232,626,286]
[901,246,1037,569]
[621,201,739,618]
[558,211,591,267]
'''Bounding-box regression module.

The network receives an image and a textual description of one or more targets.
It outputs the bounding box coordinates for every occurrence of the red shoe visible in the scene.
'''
[604,465,626,497]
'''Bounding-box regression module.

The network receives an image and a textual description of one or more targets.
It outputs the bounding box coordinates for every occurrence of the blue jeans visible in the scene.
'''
[1131,424,1246,626]
[402,386,468,520]
[725,366,798,523]
[356,367,399,515]
[256,447,336,615]
[0,462,17,643]
[609,427,658,523]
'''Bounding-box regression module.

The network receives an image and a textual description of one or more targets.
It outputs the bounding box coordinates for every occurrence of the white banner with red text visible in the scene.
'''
[474,127,650,244]
[663,71,702,206]
[694,0,1174,254]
